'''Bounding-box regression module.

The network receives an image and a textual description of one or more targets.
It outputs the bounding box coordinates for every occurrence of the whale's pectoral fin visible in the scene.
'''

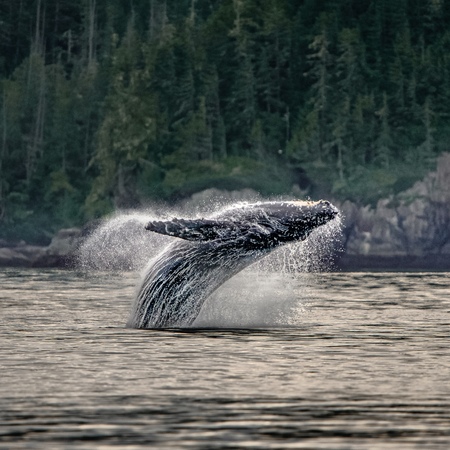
[145,218,242,241]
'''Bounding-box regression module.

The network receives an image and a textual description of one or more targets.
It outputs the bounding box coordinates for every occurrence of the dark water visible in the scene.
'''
[1,268,450,449]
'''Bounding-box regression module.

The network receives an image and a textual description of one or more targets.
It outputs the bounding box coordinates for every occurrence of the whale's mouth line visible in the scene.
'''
[289,200,322,206]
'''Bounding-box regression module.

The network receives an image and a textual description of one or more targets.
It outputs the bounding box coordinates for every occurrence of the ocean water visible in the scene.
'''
[1,268,450,449]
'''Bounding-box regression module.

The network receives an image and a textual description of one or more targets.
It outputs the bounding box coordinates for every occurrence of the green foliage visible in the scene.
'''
[161,156,293,198]
[330,161,431,205]
[2,0,450,240]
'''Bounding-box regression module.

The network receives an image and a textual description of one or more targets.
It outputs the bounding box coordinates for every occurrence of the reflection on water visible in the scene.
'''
[1,269,450,449]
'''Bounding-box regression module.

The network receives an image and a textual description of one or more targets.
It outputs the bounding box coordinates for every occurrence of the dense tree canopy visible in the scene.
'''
[1,0,450,241]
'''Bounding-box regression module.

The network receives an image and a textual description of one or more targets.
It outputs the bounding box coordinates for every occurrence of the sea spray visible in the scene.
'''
[77,211,171,272]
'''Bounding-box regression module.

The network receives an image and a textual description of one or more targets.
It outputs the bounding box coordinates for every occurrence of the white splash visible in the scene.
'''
[77,211,171,272]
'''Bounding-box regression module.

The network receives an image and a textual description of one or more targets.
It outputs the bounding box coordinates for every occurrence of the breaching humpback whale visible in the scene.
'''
[127,200,338,328]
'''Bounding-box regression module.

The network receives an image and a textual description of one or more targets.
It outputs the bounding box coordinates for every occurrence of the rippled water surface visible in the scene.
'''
[1,269,450,449]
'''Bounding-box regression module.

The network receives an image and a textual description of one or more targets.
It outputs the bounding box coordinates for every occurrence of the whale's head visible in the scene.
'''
[262,199,337,222]
[285,199,339,227]
[249,199,339,245]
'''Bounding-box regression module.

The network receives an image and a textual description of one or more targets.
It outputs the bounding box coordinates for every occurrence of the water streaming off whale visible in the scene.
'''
[77,200,343,328]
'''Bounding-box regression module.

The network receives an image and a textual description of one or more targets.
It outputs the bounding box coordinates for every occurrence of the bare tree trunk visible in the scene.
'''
[83,112,92,172]
[67,28,72,62]
[24,0,47,185]
[26,62,46,185]
[189,0,196,26]
[423,96,434,157]
[161,0,168,34]
[33,0,46,54]
[149,0,155,39]
[53,0,60,62]
[285,106,290,147]
[0,90,7,220]
[88,0,97,70]
[35,0,41,50]
[37,76,46,159]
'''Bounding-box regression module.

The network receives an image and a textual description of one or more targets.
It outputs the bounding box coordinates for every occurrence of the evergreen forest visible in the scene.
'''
[1,0,450,242]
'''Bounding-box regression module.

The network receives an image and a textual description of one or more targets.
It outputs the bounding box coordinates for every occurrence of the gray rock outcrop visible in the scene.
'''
[0,228,82,268]
[337,152,450,268]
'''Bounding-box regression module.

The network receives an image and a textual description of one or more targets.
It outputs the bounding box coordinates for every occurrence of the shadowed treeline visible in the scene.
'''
[1,0,450,242]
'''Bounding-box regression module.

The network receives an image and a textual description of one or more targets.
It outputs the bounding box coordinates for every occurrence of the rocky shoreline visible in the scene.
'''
[0,228,82,268]
[1,154,450,271]
[2,232,448,271]
[334,153,450,270]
